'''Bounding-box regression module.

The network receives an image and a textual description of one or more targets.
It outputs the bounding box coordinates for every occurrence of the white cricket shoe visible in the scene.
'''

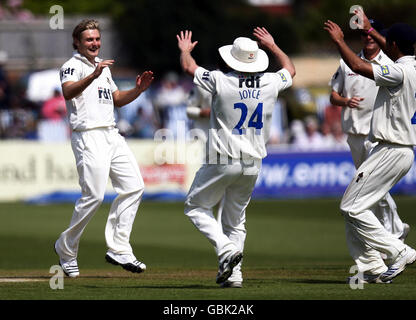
[216,251,243,284]
[380,245,416,282]
[54,241,79,278]
[105,251,146,274]
[60,259,80,278]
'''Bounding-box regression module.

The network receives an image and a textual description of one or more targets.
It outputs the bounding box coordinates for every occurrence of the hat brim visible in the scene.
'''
[218,45,269,73]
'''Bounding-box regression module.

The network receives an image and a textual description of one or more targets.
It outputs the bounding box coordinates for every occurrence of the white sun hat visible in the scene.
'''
[218,37,269,73]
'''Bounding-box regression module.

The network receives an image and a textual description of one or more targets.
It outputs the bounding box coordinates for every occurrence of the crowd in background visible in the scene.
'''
[0,63,349,151]
[0,61,350,151]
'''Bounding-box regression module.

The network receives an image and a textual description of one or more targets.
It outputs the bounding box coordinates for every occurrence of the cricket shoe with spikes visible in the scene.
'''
[105,251,146,274]
[380,245,416,282]
[216,251,243,284]
[54,241,79,278]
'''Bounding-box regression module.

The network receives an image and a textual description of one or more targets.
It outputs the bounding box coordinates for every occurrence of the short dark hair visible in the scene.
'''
[72,19,100,50]
[216,51,232,73]
[386,23,416,56]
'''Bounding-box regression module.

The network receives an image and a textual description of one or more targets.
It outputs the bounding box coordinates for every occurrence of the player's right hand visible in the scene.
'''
[347,96,364,108]
[93,59,114,78]
[253,27,276,49]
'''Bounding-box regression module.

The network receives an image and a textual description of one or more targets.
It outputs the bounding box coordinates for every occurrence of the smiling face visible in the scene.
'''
[75,29,101,63]
[360,32,379,52]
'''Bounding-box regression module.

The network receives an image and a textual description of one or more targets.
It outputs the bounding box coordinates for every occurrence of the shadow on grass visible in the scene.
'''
[80,284,219,290]
[287,279,346,285]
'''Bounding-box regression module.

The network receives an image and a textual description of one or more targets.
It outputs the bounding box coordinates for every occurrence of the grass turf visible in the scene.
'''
[0,197,415,301]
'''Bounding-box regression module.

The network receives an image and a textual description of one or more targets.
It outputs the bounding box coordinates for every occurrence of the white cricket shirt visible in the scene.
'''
[193,66,292,160]
[186,86,212,135]
[370,55,416,146]
[331,50,392,136]
[60,53,118,131]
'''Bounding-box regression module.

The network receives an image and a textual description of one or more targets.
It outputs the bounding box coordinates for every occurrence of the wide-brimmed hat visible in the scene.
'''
[218,37,269,73]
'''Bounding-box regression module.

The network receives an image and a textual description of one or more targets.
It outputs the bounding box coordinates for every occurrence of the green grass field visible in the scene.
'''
[0,197,415,301]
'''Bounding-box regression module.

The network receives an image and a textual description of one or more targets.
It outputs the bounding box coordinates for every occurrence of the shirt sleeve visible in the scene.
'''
[330,65,344,93]
[372,63,404,87]
[193,67,216,94]
[60,60,80,84]
[275,68,293,91]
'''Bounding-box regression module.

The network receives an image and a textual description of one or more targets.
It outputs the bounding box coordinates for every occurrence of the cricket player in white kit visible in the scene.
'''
[330,20,409,242]
[54,20,154,277]
[325,10,416,283]
[177,28,295,287]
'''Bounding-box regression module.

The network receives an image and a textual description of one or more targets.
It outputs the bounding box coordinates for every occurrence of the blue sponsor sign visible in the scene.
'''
[253,150,416,199]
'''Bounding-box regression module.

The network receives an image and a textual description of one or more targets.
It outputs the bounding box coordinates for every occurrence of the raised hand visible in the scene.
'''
[93,59,114,78]
[253,27,276,50]
[177,30,198,53]
[352,7,372,31]
[324,20,344,43]
[136,71,154,92]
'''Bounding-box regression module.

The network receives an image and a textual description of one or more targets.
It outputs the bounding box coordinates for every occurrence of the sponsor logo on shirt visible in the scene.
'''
[278,72,287,82]
[61,67,75,78]
[98,87,113,104]
[381,65,390,75]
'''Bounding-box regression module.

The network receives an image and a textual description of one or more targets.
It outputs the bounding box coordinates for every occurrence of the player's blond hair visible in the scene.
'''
[72,19,100,50]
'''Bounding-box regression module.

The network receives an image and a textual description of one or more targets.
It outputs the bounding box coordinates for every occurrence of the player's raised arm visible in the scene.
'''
[177,30,199,76]
[324,20,374,80]
[253,27,295,78]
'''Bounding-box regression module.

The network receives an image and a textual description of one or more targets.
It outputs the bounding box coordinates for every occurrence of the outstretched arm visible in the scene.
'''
[177,30,199,76]
[324,20,374,80]
[112,71,154,108]
[253,27,296,78]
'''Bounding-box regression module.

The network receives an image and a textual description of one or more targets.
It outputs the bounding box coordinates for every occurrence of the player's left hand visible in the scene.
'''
[136,71,154,92]
[324,20,344,43]
[253,27,276,50]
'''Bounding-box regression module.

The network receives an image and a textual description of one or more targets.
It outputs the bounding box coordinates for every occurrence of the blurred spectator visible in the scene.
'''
[152,71,189,138]
[132,105,155,138]
[41,88,66,120]
[37,88,69,142]
[329,121,348,150]
[268,99,289,145]
[115,89,156,138]
[289,119,307,149]
[5,0,34,21]
[291,115,326,150]
[3,95,37,139]
[0,51,10,110]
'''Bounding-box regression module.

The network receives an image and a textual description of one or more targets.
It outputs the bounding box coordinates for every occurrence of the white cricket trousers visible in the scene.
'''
[340,142,413,274]
[56,127,144,261]
[347,134,404,238]
[184,161,259,281]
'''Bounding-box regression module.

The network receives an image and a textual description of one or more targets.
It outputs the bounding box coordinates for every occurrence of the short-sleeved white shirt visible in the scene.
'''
[193,66,292,160]
[60,53,118,131]
[370,55,416,146]
[330,50,392,136]
[186,85,212,135]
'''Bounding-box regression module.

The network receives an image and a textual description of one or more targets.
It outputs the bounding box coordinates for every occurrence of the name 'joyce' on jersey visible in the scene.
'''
[239,75,261,100]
